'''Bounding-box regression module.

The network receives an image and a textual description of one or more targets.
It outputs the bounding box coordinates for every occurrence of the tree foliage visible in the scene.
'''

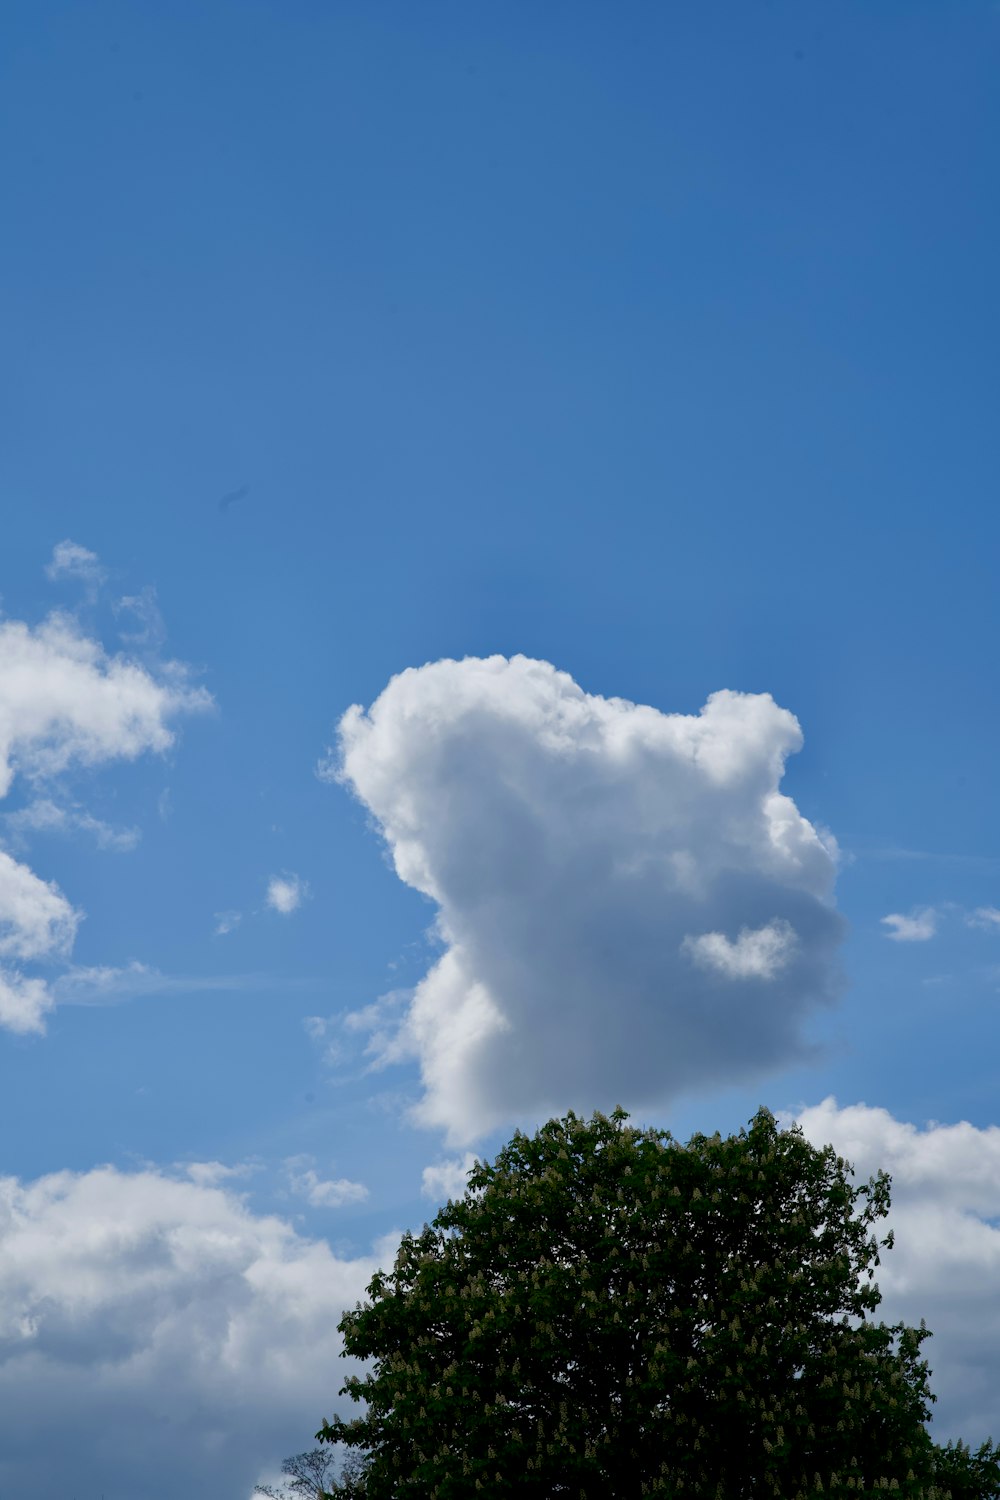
[255,1445,369,1499]
[930,1440,1000,1500]
[318,1105,998,1498]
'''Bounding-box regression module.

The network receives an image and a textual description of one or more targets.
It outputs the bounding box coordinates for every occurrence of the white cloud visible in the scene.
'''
[266,874,307,915]
[682,919,796,980]
[285,1157,369,1208]
[44,539,106,586]
[967,907,1000,931]
[0,968,53,1034]
[331,655,844,1144]
[0,611,210,796]
[0,848,79,1030]
[0,1160,399,1499]
[0,847,79,961]
[180,1161,259,1188]
[214,909,243,936]
[342,988,412,1069]
[0,596,211,1033]
[778,1096,1000,1451]
[5,796,140,852]
[881,908,938,942]
[421,1152,479,1203]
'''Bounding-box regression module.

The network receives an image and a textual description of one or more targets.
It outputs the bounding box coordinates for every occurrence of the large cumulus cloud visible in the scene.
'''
[331,655,845,1144]
[0,1162,397,1500]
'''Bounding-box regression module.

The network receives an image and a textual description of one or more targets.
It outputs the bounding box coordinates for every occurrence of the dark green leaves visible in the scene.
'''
[317,1106,996,1499]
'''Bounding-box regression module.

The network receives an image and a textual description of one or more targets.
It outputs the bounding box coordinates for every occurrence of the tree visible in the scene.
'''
[318,1105,998,1498]
[255,1445,369,1499]
[930,1440,1000,1500]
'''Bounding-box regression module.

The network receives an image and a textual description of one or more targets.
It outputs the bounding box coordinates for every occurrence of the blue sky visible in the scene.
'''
[3,2,1000,1495]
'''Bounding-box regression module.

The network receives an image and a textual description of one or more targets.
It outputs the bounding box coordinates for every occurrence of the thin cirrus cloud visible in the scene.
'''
[49,963,315,1010]
[0,546,211,1032]
[326,654,846,1146]
[881,908,938,942]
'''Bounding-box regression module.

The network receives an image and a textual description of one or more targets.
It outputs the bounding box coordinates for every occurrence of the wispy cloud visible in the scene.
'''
[301,1013,347,1068]
[5,797,140,852]
[967,907,1000,931]
[178,1160,260,1188]
[284,1155,368,1208]
[52,963,316,1007]
[341,989,414,1072]
[44,539,106,589]
[881,908,938,942]
[213,910,243,937]
[114,585,167,650]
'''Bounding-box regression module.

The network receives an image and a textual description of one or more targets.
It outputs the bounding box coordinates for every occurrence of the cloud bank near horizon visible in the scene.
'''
[0,1159,397,1500]
[331,654,846,1145]
[0,1098,997,1497]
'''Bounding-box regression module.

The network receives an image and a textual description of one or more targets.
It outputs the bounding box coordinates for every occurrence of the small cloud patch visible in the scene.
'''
[967,907,1000,931]
[421,1152,479,1203]
[284,1156,368,1208]
[881,908,937,942]
[267,874,307,915]
[45,539,106,586]
[682,919,796,980]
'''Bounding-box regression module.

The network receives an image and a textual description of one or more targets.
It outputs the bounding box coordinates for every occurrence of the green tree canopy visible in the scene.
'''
[318,1105,998,1498]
